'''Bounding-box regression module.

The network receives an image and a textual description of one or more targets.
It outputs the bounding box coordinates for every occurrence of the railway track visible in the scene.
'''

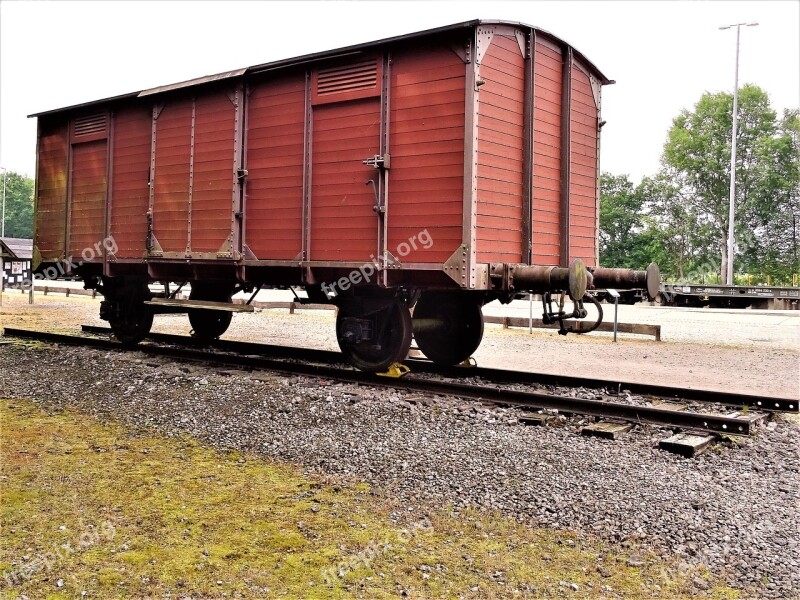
[2,326,795,438]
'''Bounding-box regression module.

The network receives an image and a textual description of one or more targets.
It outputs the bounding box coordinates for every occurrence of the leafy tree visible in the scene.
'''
[599,173,643,268]
[660,84,797,282]
[1,171,34,239]
[738,109,800,282]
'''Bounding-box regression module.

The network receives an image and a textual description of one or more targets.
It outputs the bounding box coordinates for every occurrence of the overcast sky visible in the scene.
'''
[1,1,798,182]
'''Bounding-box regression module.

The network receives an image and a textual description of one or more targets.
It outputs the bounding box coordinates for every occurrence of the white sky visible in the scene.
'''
[1,1,798,181]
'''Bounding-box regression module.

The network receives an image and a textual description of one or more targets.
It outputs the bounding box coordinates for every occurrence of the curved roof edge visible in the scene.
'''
[29,19,611,118]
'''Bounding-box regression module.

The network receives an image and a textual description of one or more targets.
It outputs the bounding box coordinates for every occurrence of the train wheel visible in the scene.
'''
[109,305,153,346]
[188,310,232,341]
[412,293,484,366]
[336,300,412,372]
[188,283,233,341]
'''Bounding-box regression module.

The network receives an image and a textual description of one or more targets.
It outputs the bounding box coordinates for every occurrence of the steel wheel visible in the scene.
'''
[188,309,232,341]
[188,283,234,341]
[336,300,412,372]
[413,293,484,366]
[110,307,153,346]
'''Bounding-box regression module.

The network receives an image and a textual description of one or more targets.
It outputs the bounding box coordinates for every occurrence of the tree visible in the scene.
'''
[1,171,34,239]
[739,109,800,282]
[660,84,797,282]
[598,173,666,270]
[599,173,643,267]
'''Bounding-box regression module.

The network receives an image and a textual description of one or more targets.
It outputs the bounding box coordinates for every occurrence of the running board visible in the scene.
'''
[144,298,255,313]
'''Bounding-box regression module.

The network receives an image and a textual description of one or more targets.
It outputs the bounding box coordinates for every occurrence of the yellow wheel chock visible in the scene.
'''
[376,362,411,378]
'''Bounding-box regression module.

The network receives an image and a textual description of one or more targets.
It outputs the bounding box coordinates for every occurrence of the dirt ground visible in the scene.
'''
[0,288,797,398]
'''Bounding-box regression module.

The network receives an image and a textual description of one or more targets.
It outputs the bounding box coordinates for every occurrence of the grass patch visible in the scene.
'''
[0,399,738,598]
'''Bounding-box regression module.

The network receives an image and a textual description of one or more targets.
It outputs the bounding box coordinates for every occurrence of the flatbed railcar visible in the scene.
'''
[29,20,658,371]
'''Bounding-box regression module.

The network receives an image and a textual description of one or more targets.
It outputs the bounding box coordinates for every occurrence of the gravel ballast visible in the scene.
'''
[0,342,797,598]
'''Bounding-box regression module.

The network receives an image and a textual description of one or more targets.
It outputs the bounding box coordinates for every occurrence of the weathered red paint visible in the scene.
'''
[110,104,151,259]
[68,139,107,259]
[388,42,466,263]
[31,20,611,287]
[532,39,564,265]
[245,75,306,260]
[34,120,69,261]
[568,63,599,266]
[476,32,525,264]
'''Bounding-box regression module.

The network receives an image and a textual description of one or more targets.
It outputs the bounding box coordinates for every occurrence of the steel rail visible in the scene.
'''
[78,324,797,413]
[2,327,768,435]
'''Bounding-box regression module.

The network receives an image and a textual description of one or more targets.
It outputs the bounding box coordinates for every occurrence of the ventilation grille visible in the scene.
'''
[317,60,378,96]
[72,113,107,138]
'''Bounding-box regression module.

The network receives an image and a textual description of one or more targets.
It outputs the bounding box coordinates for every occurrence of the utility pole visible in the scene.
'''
[719,21,758,286]
[0,166,5,302]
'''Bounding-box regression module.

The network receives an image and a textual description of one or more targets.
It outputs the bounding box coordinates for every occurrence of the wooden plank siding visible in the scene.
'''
[31,23,608,286]
[531,40,563,265]
[110,104,151,259]
[152,98,192,254]
[191,91,236,254]
[388,44,466,263]
[475,33,525,264]
[245,75,306,260]
[568,63,599,266]
[34,121,69,261]
[68,139,107,259]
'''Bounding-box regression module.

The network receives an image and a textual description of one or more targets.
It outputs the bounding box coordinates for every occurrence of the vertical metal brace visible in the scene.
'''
[461,30,480,289]
[521,30,535,265]
[591,72,602,267]
[224,83,245,261]
[64,120,73,265]
[301,70,313,266]
[559,47,573,267]
[187,97,196,257]
[104,110,115,269]
[379,51,391,286]
[147,103,160,256]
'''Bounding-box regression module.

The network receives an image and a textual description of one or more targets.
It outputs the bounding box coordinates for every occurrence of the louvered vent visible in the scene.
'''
[72,113,107,138]
[317,60,378,96]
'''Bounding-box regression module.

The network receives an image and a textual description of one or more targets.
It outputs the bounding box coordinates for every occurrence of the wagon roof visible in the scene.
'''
[29,19,611,118]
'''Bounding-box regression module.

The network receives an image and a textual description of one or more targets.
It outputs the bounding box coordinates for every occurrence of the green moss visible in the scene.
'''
[0,398,740,599]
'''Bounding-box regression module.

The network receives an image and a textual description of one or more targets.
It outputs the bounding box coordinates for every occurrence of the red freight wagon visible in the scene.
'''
[30,20,658,371]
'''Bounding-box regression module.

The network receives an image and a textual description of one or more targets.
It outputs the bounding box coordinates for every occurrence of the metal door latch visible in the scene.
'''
[362,154,390,169]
